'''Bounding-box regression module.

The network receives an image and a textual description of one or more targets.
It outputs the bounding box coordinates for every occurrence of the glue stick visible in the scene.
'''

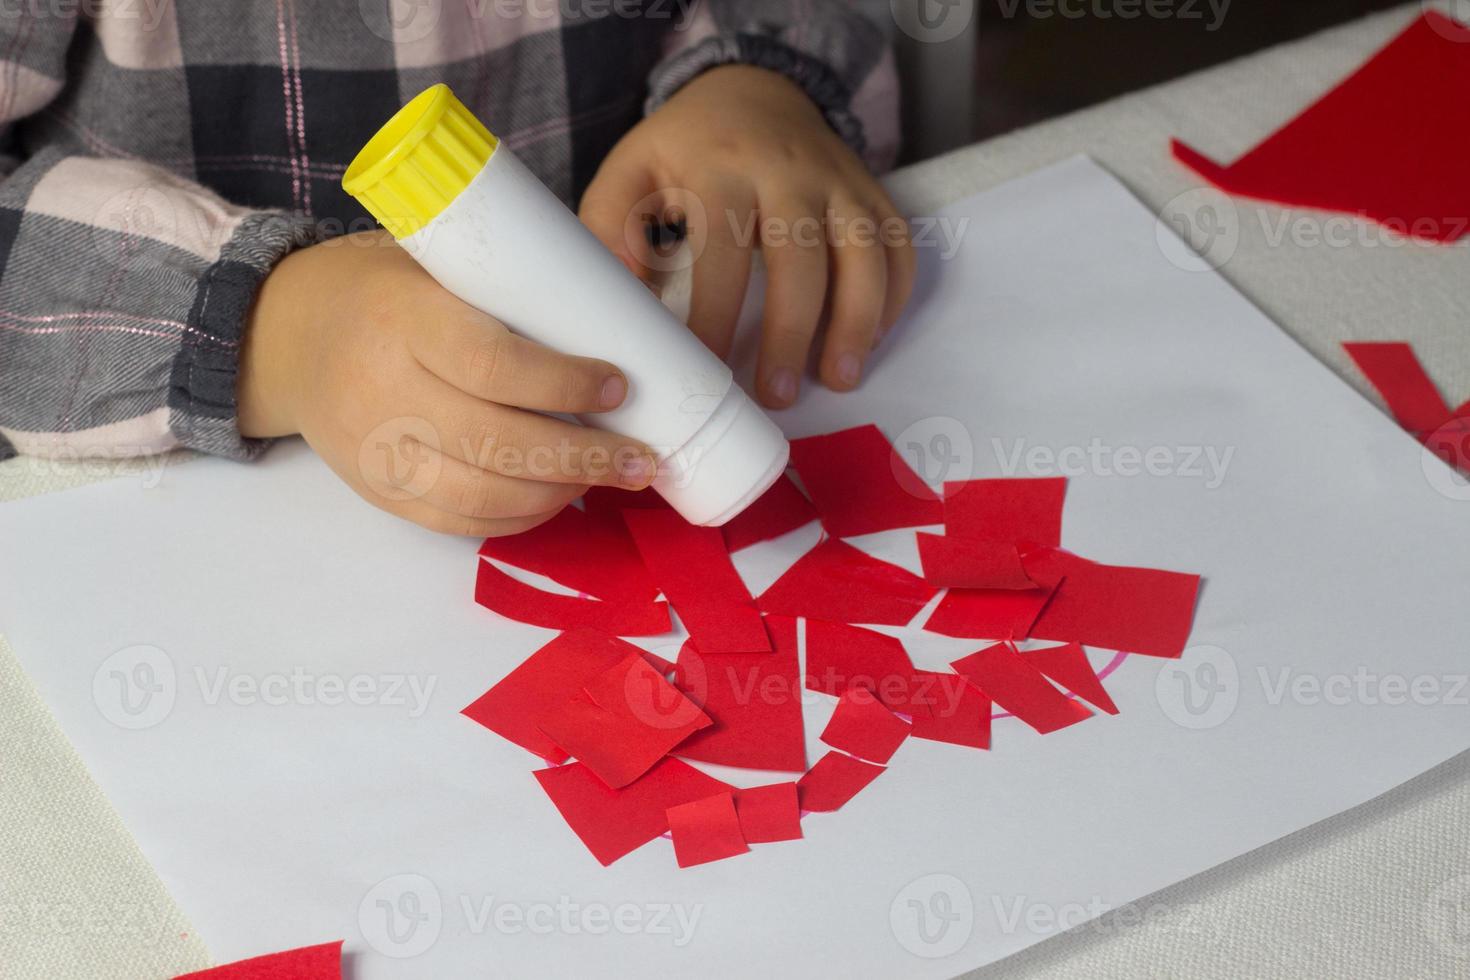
[342,84,789,526]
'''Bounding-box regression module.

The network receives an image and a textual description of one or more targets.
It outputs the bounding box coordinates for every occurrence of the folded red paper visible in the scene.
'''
[667,792,749,867]
[1172,12,1470,243]
[759,539,938,626]
[673,620,806,772]
[916,533,1036,589]
[173,941,342,979]
[534,757,731,866]
[721,473,818,552]
[538,651,712,789]
[1022,642,1119,715]
[789,424,943,536]
[797,751,886,812]
[951,642,1091,735]
[733,782,803,843]
[622,508,771,654]
[819,687,911,764]
[941,477,1067,547]
[907,670,991,749]
[1022,548,1200,659]
[474,558,670,636]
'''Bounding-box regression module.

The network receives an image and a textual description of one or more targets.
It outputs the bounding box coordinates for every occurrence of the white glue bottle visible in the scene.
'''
[342,84,789,526]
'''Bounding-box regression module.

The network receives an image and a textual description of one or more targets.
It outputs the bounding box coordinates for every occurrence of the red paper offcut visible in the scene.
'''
[673,620,807,772]
[733,782,803,843]
[1172,12,1470,243]
[474,558,670,636]
[1022,642,1119,715]
[916,533,1036,589]
[941,477,1067,547]
[758,538,938,626]
[922,575,1062,641]
[173,941,342,979]
[803,619,933,719]
[789,424,943,536]
[819,687,911,764]
[667,792,750,867]
[908,670,991,749]
[462,630,674,764]
[622,508,771,654]
[535,757,732,866]
[538,651,712,789]
[1022,547,1201,659]
[797,751,886,812]
[1343,342,1456,440]
[477,505,656,604]
[951,642,1092,735]
[721,473,818,552]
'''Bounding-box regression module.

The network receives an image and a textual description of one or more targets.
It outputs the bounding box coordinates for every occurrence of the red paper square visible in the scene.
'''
[797,751,886,812]
[477,504,656,603]
[733,783,803,843]
[819,687,911,764]
[1022,548,1200,658]
[667,792,749,867]
[721,473,818,552]
[916,533,1036,589]
[803,619,933,719]
[950,642,1091,735]
[922,578,1061,641]
[941,477,1067,547]
[789,424,942,536]
[908,670,991,750]
[758,539,938,626]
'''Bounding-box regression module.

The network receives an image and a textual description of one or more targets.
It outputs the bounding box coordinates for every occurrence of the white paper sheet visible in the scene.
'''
[2,157,1468,979]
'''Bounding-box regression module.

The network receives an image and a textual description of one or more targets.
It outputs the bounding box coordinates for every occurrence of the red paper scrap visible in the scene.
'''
[673,619,806,772]
[758,539,938,626]
[538,651,712,789]
[797,751,886,812]
[916,533,1036,589]
[622,508,771,654]
[721,473,818,552]
[819,687,911,764]
[941,478,1067,547]
[733,783,803,843]
[581,485,669,522]
[534,757,732,866]
[462,630,673,763]
[1022,642,1119,715]
[951,642,1091,735]
[922,577,1061,641]
[667,792,749,867]
[788,424,942,536]
[1343,342,1455,440]
[1022,548,1201,659]
[173,942,342,980]
[474,558,670,636]
[803,619,933,719]
[477,505,656,603]
[1172,12,1470,243]
[908,670,991,749]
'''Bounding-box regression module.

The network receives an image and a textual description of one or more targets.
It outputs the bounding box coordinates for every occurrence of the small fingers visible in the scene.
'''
[755,194,829,408]
[818,199,887,392]
[578,150,658,280]
[687,180,757,359]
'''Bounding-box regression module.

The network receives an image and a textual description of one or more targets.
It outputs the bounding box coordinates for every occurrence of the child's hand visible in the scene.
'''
[580,64,915,410]
[238,232,657,536]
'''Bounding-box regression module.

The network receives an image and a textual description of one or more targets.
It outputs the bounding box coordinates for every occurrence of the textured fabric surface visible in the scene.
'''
[3,4,1468,977]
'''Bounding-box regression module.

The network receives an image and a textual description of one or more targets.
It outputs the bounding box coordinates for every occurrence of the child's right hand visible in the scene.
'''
[238,231,659,536]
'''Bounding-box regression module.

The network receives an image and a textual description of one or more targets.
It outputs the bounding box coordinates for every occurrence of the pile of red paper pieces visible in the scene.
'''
[465,424,1202,868]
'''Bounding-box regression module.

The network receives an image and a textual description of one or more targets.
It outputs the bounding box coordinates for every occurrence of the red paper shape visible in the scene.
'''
[537,651,712,788]
[941,477,1067,547]
[474,558,670,636]
[1172,12,1470,243]
[1022,548,1201,658]
[916,533,1036,589]
[788,424,942,536]
[1022,642,1119,715]
[1344,342,1454,439]
[908,670,991,749]
[672,619,806,772]
[477,505,656,603]
[922,578,1061,641]
[581,485,669,522]
[667,792,749,867]
[721,473,818,551]
[733,783,803,843]
[462,630,672,763]
[758,539,938,626]
[534,757,731,866]
[803,619,933,719]
[819,687,911,764]
[622,508,771,654]
[797,751,886,812]
[950,642,1092,735]
[173,942,342,979]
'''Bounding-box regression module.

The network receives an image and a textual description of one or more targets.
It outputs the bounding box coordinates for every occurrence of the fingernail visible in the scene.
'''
[600,375,627,410]
[619,453,655,488]
[767,368,798,407]
[836,353,862,387]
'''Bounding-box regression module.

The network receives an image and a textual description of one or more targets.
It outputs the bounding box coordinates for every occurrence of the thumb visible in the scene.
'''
[578,154,659,283]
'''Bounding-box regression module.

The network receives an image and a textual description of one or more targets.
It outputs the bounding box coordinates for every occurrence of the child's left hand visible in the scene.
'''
[579,65,915,410]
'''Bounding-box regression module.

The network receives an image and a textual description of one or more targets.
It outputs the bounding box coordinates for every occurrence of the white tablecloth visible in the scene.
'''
[3,4,1467,976]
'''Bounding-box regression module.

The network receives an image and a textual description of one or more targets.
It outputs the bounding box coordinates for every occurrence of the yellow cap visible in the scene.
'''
[342,84,499,239]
